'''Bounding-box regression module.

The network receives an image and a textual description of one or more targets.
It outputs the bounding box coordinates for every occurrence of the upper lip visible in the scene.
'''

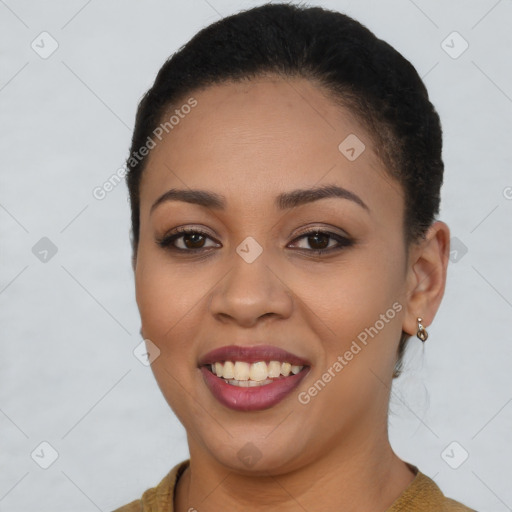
[198,344,311,367]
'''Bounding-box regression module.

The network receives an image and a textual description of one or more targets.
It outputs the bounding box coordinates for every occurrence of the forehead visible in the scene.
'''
[139,77,402,218]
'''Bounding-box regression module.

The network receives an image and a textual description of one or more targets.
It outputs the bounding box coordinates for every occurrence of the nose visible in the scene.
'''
[208,250,294,328]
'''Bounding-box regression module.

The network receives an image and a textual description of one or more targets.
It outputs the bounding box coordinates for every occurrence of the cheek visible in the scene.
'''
[311,248,406,366]
[134,252,205,418]
[134,247,204,361]
[295,258,406,427]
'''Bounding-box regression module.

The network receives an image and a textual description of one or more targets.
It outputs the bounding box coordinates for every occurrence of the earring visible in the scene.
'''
[416,317,428,342]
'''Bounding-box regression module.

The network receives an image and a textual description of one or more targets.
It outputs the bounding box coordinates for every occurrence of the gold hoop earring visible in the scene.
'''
[416,317,428,342]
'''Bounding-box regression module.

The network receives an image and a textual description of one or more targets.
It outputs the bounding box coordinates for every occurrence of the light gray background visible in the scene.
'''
[1,0,511,510]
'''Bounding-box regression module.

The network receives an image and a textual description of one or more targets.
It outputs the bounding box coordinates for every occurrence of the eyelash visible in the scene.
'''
[156,226,353,256]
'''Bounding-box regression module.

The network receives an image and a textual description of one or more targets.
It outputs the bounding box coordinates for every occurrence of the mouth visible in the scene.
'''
[198,345,311,411]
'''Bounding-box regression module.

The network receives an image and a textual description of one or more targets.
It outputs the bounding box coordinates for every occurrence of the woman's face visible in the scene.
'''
[134,77,414,473]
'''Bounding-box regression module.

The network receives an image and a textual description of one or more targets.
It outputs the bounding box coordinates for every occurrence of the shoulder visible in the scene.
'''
[111,460,190,512]
[387,465,477,512]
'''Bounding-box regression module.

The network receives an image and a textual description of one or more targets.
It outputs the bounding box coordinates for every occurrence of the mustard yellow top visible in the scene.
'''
[112,460,476,512]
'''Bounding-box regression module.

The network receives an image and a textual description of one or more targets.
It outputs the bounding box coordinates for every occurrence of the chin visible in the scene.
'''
[197,431,309,476]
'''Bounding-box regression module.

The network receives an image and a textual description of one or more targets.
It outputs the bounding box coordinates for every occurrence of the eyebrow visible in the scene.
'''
[150,184,369,214]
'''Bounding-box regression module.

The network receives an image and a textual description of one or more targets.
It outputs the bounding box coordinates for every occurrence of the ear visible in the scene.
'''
[403,221,450,336]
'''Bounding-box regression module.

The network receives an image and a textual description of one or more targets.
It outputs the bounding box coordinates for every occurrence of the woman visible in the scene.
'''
[114,3,475,511]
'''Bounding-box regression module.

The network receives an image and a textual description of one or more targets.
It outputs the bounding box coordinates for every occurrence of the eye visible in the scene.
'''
[288,229,353,255]
[156,227,353,255]
[156,227,219,252]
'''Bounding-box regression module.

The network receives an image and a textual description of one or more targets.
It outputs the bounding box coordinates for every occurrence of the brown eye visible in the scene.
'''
[306,232,330,250]
[156,227,352,256]
[289,229,353,255]
[181,232,207,249]
[156,228,219,251]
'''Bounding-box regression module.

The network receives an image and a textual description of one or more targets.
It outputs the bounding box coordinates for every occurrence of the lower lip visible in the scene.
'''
[200,366,309,411]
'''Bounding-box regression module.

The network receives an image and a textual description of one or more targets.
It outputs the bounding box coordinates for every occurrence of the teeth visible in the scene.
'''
[223,361,235,379]
[234,361,250,380]
[209,360,304,381]
[249,361,268,381]
[227,378,273,387]
[268,361,281,378]
[281,362,291,377]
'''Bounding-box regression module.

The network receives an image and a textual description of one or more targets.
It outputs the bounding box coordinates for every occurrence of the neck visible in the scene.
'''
[175,421,415,512]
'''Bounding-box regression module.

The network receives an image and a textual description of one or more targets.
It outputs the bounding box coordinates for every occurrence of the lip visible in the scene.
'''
[198,344,311,366]
[198,344,311,412]
[200,366,310,411]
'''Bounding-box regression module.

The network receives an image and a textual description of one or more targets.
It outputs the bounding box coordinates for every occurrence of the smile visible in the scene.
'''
[210,360,304,386]
[199,345,311,411]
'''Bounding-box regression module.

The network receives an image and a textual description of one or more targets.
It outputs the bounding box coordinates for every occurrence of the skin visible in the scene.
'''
[133,76,450,511]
